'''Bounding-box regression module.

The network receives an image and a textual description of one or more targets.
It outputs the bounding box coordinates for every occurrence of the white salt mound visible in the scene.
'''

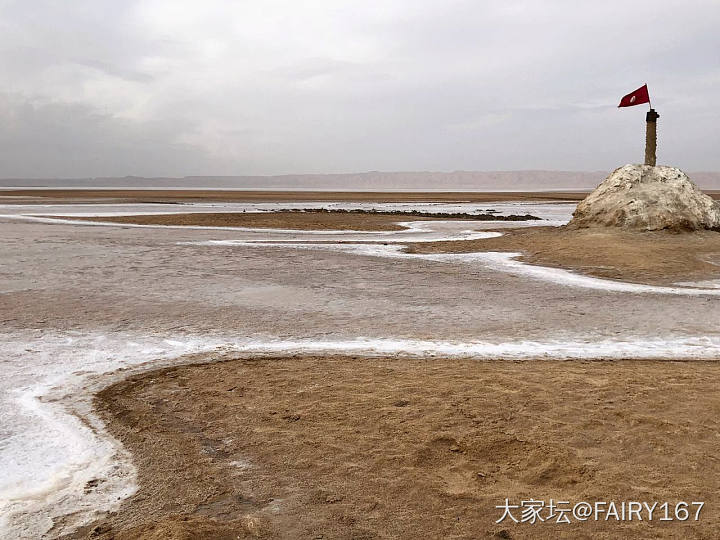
[569,164,720,231]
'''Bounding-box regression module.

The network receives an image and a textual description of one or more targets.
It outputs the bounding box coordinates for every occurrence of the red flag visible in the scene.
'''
[618,84,650,107]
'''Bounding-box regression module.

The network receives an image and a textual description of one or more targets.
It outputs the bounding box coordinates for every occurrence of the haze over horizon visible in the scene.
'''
[2,1,719,178]
[6,169,720,192]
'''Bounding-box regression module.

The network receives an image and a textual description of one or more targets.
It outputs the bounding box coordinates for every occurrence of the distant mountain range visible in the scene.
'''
[3,169,720,191]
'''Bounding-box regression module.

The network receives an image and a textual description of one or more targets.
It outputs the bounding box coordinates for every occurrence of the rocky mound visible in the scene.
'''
[569,164,720,231]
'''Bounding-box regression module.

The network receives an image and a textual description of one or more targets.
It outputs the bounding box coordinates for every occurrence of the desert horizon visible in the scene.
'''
[5,168,720,191]
[4,183,720,539]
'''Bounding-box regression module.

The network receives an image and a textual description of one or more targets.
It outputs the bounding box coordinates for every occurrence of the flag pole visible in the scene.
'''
[645,104,659,167]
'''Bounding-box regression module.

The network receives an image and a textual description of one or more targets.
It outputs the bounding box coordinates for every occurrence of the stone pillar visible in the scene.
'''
[645,108,659,166]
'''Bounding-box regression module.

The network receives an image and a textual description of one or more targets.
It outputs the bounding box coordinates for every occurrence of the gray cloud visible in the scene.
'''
[1,0,719,177]
[0,94,229,177]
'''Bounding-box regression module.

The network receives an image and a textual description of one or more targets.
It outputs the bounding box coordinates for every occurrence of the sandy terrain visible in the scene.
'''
[410,226,720,286]
[60,212,423,231]
[67,354,720,539]
[59,210,538,231]
[2,188,719,205]
[4,197,720,539]
[0,189,591,204]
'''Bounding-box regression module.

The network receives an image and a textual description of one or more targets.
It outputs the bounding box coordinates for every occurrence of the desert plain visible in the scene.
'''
[2,190,720,539]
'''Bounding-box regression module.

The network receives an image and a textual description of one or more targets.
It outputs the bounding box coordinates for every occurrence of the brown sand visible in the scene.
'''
[71,355,720,539]
[0,189,593,204]
[60,208,539,231]
[409,226,720,286]
[60,212,425,231]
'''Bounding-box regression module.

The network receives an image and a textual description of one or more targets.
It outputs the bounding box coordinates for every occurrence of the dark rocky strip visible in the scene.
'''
[278,208,542,221]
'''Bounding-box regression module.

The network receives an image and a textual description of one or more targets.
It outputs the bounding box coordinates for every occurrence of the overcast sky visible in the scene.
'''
[1,1,719,177]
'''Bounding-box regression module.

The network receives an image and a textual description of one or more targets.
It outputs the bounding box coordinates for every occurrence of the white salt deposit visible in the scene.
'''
[187,241,720,297]
[4,330,720,537]
[2,198,719,538]
[570,165,720,231]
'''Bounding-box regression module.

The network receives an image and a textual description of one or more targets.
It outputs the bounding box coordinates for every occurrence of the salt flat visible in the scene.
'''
[1,198,720,538]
